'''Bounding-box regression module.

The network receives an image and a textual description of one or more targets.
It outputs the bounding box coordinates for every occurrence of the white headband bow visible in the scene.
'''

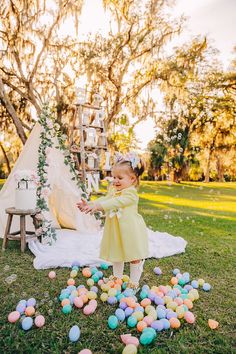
[114,152,141,169]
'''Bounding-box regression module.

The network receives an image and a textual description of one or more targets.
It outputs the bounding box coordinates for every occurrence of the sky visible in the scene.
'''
[78,0,236,150]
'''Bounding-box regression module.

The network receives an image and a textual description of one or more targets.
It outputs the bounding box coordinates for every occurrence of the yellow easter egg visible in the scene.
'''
[87,291,97,300]
[167,301,178,311]
[100,293,108,302]
[87,278,94,287]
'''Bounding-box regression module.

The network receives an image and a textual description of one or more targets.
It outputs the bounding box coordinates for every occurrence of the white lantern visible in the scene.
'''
[98,132,106,147]
[86,173,100,193]
[104,151,111,170]
[87,153,98,169]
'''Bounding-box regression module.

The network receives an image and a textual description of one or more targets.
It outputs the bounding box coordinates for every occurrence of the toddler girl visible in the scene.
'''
[77,153,149,290]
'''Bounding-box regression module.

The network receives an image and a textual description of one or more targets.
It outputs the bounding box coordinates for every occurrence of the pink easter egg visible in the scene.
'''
[74,297,84,308]
[35,315,45,328]
[121,334,132,345]
[89,299,97,310]
[78,350,92,354]
[126,336,139,347]
[184,311,195,324]
[67,278,75,286]
[83,305,93,315]
[8,311,20,323]
[48,271,56,279]
[143,315,154,326]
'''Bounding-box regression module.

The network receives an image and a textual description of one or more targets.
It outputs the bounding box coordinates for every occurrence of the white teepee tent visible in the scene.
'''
[0,122,100,240]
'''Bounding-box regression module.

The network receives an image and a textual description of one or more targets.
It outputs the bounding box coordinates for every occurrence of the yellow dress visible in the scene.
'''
[95,185,149,262]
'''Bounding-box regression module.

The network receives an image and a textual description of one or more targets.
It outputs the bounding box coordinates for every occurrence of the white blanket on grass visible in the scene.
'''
[29,228,187,269]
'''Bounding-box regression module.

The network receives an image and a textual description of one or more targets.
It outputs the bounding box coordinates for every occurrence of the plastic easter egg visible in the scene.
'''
[48,271,56,279]
[167,301,177,311]
[143,315,154,326]
[157,307,166,319]
[127,315,137,328]
[18,299,27,306]
[67,278,75,286]
[198,278,205,286]
[191,280,199,289]
[122,344,137,354]
[34,315,45,328]
[182,272,190,283]
[70,270,78,278]
[140,298,151,307]
[115,308,126,322]
[100,262,109,270]
[183,299,193,309]
[176,305,185,319]
[61,298,70,307]
[62,304,72,314]
[178,278,185,286]
[154,296,164,306]
[190,289,199,300]
[151,319,163,331]
[108,315,118,329]
[16,303,26,314]
[100,293,108,302]
[87,291,97,300]
[137,320,147,332]
[83,305,93,315]
[107,296,117,305]
[132,311,144,321]
[125,307,134,317]
[74,296,83,308]
[78,350,92,354]
[173,268,180,275]
[140,331,155,345]
[160,318,170,330]
[140,290,148,300]
[154,267,162,275]
[8,311,20,323]
[108,288,117,297]
[27,298,36,307]
[143,327,157,338]
[21,317,33,331]
[203,283,211,291]
[122,274,129,283]
[25,306,35,317]
[72,265,79,272]
[170,277,178,285]
[69,325,80,342]
[166,311,178,320]
[82,268,92,278]
[92,274,99,283]
[184,311,195,324]
[169,317,181,329]
[208,319,219,329]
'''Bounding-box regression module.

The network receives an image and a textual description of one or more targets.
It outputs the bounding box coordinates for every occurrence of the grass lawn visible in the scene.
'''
[0,181,235,354]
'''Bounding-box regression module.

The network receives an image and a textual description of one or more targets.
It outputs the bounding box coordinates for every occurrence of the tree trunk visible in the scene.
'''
[0,77,27,144]
[204,149,211,182]
[216,154,224,182]
[0,142,11,175]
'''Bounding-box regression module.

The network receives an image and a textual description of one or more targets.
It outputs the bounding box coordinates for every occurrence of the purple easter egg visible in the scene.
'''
[151,320,164,331]
[154,267,162,275]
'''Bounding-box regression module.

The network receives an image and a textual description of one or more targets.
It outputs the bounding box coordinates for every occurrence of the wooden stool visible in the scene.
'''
[2,207,41,252]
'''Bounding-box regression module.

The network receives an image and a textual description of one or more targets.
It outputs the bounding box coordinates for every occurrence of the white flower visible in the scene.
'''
[41,187,51,197]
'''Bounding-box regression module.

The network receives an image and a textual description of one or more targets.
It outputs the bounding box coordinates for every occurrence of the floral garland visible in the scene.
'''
[36,104,89,245]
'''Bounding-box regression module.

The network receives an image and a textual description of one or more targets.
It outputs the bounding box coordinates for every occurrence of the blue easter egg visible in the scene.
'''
[125,307,134,317]
[90,286,98,293]
[154,267,162,275]
[21,317,33,331]
[72,266,79,271]
[127,315,137,327]
[143,327,157,338]
[18,299,27,306]
[100,262,109,270]
[173,268,180,276]
[191,280,199,289]
[203,283,211,291]
[160,318,170,330]
[108,315,118,329]
[142,284,150,292]
[148,291,156,301]
[119,302,127,310]
[69,325,80,342]
[166,311,177,320]
[151,320,164,331]
[140,290,148,300]
[27,298,36,307]
[62,304,72,314]
[140,331,155,345]
[134,305,144,313]
[115,308,126,322]
[92,274,99,283]
[157,307,166,319]
[117,293,125,302]
[91,267,98,275]
[16,303,26,314]
[154,296,164,306]
[107,296,117,305]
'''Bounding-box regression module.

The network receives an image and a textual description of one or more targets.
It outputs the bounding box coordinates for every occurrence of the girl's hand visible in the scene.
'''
[77,199,89,212]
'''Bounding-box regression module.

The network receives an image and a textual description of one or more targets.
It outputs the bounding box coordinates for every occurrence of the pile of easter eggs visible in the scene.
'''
[8,297,45,331]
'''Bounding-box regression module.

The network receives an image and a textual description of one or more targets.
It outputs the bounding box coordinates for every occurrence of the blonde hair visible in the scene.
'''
[113,159,145,186]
